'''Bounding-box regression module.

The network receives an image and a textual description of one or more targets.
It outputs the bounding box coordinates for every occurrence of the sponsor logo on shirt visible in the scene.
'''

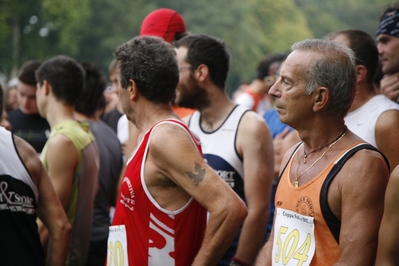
[0,181,35,214]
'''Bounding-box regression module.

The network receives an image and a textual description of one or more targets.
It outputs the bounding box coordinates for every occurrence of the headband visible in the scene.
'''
[376,10,399,37]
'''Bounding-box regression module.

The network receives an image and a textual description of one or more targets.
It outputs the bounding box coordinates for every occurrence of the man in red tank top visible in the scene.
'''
[109,35,247,266]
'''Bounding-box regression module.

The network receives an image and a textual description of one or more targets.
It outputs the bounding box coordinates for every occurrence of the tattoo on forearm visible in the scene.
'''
[186,162,205,186]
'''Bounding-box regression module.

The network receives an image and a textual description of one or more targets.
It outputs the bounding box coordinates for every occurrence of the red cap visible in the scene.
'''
[140,8,186,43]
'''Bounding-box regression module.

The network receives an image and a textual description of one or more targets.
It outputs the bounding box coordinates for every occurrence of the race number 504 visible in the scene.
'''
[274,226,312,266]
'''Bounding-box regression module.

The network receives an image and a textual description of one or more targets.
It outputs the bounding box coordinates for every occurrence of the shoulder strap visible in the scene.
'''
[275,142,302,187]
[320,143,389,244]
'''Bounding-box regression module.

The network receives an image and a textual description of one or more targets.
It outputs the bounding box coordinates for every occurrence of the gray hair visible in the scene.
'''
[292,39,357,117]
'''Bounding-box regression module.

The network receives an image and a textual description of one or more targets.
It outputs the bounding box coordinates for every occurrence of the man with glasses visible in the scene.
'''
[234,54,286,115]
[175,33,274,266]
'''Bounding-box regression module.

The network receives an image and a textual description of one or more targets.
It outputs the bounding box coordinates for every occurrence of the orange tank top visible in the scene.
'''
[273,142,366,265]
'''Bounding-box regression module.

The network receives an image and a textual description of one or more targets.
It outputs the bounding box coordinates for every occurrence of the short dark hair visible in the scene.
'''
[114,36,179,104]
[75,62,107,116]
[18,60,42,86]
[325,29,378,84]
[175,34,230,90]
[36,55,85,105]
[256,53,287,80]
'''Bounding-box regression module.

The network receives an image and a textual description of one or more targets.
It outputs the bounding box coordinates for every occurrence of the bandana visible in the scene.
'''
[376,10,399,37]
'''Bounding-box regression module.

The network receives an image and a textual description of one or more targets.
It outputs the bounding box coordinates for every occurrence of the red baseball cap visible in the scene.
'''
[140,8,186,43]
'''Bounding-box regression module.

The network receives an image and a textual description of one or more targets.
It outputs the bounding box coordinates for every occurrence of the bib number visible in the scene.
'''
[272,208,315,266]
[107,225,129,266]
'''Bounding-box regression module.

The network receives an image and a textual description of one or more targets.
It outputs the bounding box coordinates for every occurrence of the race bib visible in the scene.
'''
[107,225,129,266]
[272,208,316,266]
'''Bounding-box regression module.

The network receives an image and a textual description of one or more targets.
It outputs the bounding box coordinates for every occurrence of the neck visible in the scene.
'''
[74,112,97,122]
[198,89,235,131]
[45,101,75,127]
[298,117,347,152]
[349,83,376,112]
[135,101,178,134]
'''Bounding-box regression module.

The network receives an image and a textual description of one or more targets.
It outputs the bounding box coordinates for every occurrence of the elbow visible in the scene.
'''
[59,220,72,240]
[235,199,248,225]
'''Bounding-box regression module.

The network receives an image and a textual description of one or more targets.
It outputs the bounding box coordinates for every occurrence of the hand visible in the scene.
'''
[380,73,399,103]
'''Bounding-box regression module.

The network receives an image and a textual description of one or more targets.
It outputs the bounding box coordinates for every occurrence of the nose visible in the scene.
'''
[268,78,281,98]
[377,43,383,56]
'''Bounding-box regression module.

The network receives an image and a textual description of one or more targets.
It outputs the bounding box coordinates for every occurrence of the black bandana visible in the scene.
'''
[376,10,399,37]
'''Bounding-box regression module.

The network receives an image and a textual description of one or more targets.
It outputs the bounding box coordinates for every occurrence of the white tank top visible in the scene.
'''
[0,126,38,202]
[345,94,399,147]
[188,105,249,200]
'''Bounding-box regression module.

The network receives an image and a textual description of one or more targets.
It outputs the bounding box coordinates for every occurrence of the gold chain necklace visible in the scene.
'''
[303,129,347,164]
[294,129,347,187]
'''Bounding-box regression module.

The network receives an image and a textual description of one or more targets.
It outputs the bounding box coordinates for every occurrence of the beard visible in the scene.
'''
[175,74,210,109]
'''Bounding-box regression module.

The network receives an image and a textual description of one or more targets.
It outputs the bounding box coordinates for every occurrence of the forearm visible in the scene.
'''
[38,220,50,252]
[46,225,71,266]
[234,208,270,265]
[192,205,247,265]
[255,235,274,266]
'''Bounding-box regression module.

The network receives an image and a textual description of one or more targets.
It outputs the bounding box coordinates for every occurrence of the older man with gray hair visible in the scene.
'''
[255,39,389,266]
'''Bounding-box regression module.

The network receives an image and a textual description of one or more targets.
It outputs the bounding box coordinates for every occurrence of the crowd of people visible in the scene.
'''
[1,2,399,266]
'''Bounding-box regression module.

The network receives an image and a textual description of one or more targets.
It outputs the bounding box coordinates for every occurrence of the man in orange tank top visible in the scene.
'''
[255,39,389,266]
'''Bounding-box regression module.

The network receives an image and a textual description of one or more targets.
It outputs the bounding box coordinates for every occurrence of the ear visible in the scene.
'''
[355,65,367,84]
[194,64,209,83]
[127,79,139,101]
[312,87,329,112]
[43,80,51,95]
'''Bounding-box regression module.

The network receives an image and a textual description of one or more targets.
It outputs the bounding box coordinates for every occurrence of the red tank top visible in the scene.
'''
[112,119,207,266]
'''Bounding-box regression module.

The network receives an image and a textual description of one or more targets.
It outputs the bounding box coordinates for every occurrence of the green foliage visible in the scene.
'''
[0,0,396,92]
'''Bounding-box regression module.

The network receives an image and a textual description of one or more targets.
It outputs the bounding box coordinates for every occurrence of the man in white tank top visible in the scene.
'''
[175,34,275,266]
[326,29,399,171]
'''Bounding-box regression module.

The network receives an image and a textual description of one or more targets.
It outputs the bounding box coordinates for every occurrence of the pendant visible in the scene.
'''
[304,155,307,164]
[294,180,299,187]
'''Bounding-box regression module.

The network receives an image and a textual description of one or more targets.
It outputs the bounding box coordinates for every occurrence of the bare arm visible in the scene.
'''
[14,136,71,266]
[375,110,399,172]
[148,123,248,265]
[38,134,78,245]
[380,73,399,103]
[255,229,274,266]
[331,149,389,265]
[234,112,274,265]
[376,165,399,265]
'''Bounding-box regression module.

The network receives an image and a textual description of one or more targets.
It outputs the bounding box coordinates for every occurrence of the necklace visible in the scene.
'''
[294,129,347,187]
[303,128,347,164]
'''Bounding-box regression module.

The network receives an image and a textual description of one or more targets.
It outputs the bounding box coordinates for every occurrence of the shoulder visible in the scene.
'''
[234,92,254,106]
[377,109,399,129]
[7,108,22,121]
[13,135,42,184]
[239,110,269,135]
[150,121,192,143]
[338,146,389,186]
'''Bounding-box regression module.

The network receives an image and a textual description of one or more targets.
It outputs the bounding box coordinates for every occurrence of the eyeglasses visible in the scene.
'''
[264,75,278,83]
[178,66,197,72]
